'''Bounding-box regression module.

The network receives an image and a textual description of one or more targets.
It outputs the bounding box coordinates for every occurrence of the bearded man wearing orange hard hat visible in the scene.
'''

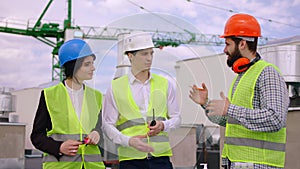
[189,13,289,169]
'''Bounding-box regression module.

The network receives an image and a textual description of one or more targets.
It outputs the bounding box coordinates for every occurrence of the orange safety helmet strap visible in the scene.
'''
[220,13,261,38]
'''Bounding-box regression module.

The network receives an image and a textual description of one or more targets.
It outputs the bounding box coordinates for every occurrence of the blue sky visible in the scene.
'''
[0,0,299,93]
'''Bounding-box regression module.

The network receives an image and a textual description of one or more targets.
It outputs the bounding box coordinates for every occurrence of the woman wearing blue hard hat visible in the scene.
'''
[31,39,105,169]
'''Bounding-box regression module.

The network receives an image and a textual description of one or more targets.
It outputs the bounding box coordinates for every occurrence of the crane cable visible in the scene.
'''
[187,0,300,29]
[126,0,191,33]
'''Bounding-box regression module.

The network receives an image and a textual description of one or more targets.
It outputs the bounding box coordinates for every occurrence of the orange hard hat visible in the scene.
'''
[220,13,261,38]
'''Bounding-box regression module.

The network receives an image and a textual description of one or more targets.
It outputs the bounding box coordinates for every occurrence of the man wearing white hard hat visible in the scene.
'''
[103,32,181,169]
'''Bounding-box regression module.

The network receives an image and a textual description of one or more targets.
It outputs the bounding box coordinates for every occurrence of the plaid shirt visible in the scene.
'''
[206,63,289,169]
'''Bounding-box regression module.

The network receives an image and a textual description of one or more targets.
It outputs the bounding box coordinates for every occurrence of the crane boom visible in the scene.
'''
[80,26,225,46]
[0,0,270,81]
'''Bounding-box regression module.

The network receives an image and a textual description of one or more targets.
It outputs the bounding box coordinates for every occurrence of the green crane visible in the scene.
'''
[0,0,73,81]
[0,0,270,81]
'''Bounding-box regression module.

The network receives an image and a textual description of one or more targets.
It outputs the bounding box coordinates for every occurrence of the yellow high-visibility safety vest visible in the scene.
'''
[223,60,286,168]
[112,74,172,161]
[44,83,105,169]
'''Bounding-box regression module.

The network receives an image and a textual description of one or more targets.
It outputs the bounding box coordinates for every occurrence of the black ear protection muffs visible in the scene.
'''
[232,54,261,73]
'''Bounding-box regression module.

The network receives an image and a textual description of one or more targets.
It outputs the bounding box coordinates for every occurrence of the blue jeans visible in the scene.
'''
[119,156,173,169]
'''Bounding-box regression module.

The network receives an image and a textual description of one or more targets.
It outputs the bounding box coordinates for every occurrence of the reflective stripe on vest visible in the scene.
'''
[50,133,88,141]
[43,83,104,169]
[225,137,285,152]
[43,154,104,162]
[112,74,172,161]
[223,60,286,168]
[117,117,166,131]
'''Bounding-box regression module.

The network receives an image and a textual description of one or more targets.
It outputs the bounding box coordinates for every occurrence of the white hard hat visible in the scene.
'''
[123,32,154,53]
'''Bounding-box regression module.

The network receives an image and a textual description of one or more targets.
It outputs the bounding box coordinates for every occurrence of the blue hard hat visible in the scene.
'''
[58,39,95,67]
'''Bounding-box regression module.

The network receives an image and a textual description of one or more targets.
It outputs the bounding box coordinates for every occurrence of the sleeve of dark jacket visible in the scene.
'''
[30,91,63,160]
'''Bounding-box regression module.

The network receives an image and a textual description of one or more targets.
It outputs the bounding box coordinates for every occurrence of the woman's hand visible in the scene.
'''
[59,139,82,156]
[86,131,100,145]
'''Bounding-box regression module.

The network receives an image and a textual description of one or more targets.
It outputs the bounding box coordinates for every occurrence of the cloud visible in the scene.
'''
[0,0,299,91]
[0,33,53,90]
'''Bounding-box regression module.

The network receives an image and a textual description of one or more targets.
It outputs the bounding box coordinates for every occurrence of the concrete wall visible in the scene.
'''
[285,109,300,169]
[175,54,235,168]
[0,123,25,169]
[11,88,42,150]
[169,125,197,168]
[175,54,235,126]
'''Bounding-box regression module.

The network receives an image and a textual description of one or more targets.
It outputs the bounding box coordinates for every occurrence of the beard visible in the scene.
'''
[226,47,242,68]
